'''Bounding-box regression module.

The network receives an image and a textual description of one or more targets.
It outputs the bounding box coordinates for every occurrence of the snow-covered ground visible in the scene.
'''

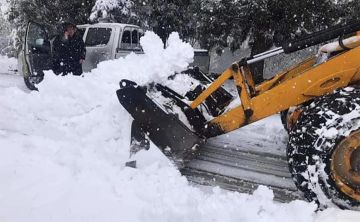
[0,55,17,74]
[0,32,359,222]
[0,56,25,90]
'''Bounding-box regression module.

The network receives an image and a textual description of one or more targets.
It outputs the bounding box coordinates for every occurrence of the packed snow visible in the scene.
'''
[0,55,17,74]
[0,31,359,222]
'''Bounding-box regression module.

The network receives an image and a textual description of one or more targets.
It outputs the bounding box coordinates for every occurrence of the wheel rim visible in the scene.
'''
[331,130,360,201]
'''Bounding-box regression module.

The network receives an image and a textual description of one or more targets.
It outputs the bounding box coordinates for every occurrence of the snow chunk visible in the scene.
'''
[91,31,194,85]
[140,31,165,55]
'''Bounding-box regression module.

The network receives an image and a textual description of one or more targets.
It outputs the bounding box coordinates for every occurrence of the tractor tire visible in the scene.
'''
[287,87,360,210]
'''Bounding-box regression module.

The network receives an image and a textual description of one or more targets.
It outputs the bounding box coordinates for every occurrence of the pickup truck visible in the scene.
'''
[19,22,210,90]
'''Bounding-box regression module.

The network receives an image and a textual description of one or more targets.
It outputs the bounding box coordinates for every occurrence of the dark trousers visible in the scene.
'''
[54,60,83,76]
[70,63,83,76]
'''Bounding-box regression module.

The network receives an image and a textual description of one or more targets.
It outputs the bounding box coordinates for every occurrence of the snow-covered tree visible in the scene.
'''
[6,0,95,28]
[0,1,12,55]
[197,0,346,82]
[90,0,136,23]
[133,0,200,45]
[0,2,10,36]
[5,0,95,54]
[198,0,341,53]
[333,0,360,21]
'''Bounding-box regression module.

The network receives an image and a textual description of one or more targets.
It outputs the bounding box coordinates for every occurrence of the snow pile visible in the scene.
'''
[0,32,359,222]
[91,31,194,85]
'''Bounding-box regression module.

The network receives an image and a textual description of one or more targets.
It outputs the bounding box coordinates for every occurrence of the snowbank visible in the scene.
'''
[0,32,359,222]
[0,55,17,74]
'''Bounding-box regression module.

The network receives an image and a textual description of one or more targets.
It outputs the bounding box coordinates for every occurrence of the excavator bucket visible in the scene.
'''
[117,80,204,166]
[116,69,233,167]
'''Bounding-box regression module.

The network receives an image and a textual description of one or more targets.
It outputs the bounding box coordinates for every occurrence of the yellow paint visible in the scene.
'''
[190,68,232,109]
[191,40,360,135]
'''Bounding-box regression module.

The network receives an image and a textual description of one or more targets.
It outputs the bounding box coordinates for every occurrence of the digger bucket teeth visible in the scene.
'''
[117,80,204,167]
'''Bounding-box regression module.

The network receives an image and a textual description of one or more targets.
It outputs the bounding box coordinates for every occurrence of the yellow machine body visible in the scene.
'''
[191,33,360,137]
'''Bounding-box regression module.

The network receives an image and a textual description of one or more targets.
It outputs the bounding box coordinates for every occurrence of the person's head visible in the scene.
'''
[63,22,77,37]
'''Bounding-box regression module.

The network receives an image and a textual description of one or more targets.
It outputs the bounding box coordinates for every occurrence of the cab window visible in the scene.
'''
[85,28,112,47]
[132,30,138,44]
[119,27,143,51]
[121,29,131,49]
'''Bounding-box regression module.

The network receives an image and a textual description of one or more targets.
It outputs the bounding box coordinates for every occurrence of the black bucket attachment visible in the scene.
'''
[117,80,205,167]
[129,120,150,156]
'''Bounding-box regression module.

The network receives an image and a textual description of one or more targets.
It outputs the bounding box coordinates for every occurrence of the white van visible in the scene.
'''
[77,23,144,72]
[19,22,209,89]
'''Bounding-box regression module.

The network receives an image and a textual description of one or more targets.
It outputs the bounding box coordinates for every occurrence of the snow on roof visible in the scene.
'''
[77,23,140,29]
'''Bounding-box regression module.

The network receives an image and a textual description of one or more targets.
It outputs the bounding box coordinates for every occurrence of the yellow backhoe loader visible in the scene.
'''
[117,21,360,209]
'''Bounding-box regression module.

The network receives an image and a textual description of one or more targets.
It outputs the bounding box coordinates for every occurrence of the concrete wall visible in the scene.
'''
[209,46,319,79]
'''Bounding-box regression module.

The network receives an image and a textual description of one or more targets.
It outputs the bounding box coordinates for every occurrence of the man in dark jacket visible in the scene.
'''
[53,22,86,76]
